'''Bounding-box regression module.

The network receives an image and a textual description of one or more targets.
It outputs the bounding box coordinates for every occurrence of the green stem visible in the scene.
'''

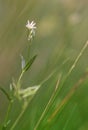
[67,41,88,76]
[16,70,25,93]
[34,76,61,130]
[18,71,24,85]
[3,100,13,129]
[0,86,13,129]
[10,102,28,130]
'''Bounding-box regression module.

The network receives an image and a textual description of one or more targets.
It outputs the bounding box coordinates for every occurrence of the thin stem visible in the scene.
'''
[27,43,31,59]
[3,100,13,129]
[34,76,61,130]
[18,71,24,85]
[33,44,69,130]
[10,102,28,130]
[0,86,13,129]
[67,41,88,76]
[16,70,25,94]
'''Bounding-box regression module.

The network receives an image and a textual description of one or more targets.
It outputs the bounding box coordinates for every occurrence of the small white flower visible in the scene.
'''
[26,20,36,30]
[26,20,36,41]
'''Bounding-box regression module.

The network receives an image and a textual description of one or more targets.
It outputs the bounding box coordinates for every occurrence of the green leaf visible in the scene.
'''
[23,55,37,72]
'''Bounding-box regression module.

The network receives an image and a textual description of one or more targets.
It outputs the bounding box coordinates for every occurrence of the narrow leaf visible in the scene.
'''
[0,86,11,101]
[23,55,37,72]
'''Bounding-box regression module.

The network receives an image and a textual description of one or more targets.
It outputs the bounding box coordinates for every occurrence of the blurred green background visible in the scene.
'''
[0,0,88,130]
